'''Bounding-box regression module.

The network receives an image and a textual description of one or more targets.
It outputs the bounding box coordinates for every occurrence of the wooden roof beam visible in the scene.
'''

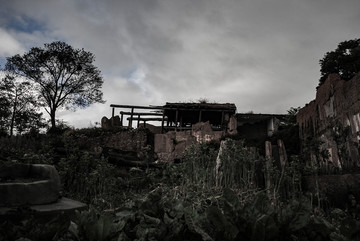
[120,111,163,116]
[110,104,163,110]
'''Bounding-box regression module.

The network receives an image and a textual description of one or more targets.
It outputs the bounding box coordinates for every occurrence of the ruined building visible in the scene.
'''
[297,73,360,172]
[101,102,287,162]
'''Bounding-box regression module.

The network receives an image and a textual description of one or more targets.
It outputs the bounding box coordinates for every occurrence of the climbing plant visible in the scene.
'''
[331,123,355,172]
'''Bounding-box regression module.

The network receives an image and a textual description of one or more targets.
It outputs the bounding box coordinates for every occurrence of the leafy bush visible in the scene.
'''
[217,139,258,189]
[1,130,358,240]
[182,142,218,188]
[64,186,350,241]
[0,211,70,241]
[181,139,260,190]
[71,207,122,241]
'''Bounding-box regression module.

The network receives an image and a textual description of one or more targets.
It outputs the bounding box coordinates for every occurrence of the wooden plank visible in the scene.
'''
[126,117,167,121]
[175,109,178,131]
[120,111,163,116]
[128,108,134,128]
[163,107,235,112]
[110,104,163,110]
[112,108,115,126]
[161,111,165,133]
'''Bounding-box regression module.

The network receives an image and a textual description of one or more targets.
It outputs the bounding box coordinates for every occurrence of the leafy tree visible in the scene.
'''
[319,38,360,85]
[0,74,44,136]
[286,106,301,125]
[5,41,105,130]
[0,66,10,136]
[0,95,11,136]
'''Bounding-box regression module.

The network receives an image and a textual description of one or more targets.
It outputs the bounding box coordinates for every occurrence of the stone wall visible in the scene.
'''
[68,128,151,157]
[154,121,225,162]
[297,73,360,171]
[72,121,228,162]
[96,114,271,162]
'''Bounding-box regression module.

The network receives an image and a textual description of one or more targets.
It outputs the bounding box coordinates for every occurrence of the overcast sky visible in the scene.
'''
[0,0,359,128]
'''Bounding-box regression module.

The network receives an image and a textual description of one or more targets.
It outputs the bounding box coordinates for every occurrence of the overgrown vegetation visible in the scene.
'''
[271,107,301,156]
[2,129,360,240]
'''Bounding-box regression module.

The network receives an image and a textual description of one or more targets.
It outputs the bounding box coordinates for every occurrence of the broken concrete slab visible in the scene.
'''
[0,164,60,206]
[30,197,87,214]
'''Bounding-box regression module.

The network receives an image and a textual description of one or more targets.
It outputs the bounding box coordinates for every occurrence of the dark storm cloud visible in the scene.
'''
[0,0,359,127]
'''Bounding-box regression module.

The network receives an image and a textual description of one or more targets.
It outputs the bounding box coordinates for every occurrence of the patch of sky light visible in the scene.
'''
[0,58,6,68]
[127,66,150,98]
[5,14,46,34]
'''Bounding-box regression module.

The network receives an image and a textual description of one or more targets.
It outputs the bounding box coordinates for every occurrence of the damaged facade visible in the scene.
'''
[236,113,287,149]
[102,102,287,162]
[297,73,360,172]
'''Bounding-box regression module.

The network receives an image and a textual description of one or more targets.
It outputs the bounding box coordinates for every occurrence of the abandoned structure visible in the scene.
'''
[104,102,237,132]
[101,102,287,162]
[236,113,287,148]
[162,102,236,130]
[94,73,360,207]
[297,73,360,172]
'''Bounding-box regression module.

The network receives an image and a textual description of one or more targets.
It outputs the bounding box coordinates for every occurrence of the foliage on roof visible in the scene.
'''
[319,38,360,86]
[163,102,237,111]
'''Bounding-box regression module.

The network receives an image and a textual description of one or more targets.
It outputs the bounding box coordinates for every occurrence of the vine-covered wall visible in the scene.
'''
[297,73,360,172]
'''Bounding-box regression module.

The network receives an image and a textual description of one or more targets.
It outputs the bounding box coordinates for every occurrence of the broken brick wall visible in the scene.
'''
[66,128,151,158]
[154,121,226,162]
[297,73,360,171]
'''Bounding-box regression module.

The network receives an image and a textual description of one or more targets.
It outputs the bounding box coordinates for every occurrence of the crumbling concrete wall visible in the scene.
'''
[97,115,238,162]
[297,73,360,171]
[67,128,151,158]
[154,121,225,162]
[154,131,196,162]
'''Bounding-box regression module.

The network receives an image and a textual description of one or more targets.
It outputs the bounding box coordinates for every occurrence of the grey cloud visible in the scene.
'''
[0,0,360,127]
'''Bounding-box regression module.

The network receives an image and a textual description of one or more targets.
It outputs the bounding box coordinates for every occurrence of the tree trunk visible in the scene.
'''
[9,91,18,136]
[50,108,56,130]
